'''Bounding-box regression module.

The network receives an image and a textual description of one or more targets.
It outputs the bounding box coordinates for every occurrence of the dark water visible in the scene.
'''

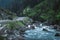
[24,24,60,40]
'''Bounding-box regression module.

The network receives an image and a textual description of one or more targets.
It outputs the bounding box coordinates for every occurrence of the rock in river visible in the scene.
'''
[55,33,60,37]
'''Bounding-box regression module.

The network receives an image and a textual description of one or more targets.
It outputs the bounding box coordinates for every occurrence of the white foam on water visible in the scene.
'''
[24,23,59,40]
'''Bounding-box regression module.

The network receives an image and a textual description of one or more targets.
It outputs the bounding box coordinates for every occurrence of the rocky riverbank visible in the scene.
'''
[0,17,60,40]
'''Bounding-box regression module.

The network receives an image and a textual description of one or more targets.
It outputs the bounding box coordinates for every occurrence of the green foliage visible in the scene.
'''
[56,12,60,20]
[6,21,24,30]
[40,15,49,20]
[16,21,25,27]
[23,7,33,17]
[23,1,55,21]
[0,36,4,40]
[23,0,60,24]
[23,17,32,24]
[7,22,16,30]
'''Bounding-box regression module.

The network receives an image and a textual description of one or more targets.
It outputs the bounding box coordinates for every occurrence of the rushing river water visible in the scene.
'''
[0,22,60,40]
[24,24,60,40]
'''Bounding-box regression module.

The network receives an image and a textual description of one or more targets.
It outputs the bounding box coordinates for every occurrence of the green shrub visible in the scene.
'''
[6,21,25,30]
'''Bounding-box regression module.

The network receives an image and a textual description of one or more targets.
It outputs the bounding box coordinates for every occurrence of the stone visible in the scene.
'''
[53,25,58,29]
[0,25,7,35]
[30,25,35,29]
[18,36,25,40]
[53,25,60,31]
[43,28,48,32]
[55,33,60,37]
[19,27,27,35]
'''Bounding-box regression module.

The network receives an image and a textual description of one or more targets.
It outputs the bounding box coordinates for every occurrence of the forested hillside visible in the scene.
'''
[23,0,60,25]
[0,0,60,25]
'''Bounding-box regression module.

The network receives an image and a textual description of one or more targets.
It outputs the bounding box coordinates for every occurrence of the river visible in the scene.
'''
[24,23,60,40]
